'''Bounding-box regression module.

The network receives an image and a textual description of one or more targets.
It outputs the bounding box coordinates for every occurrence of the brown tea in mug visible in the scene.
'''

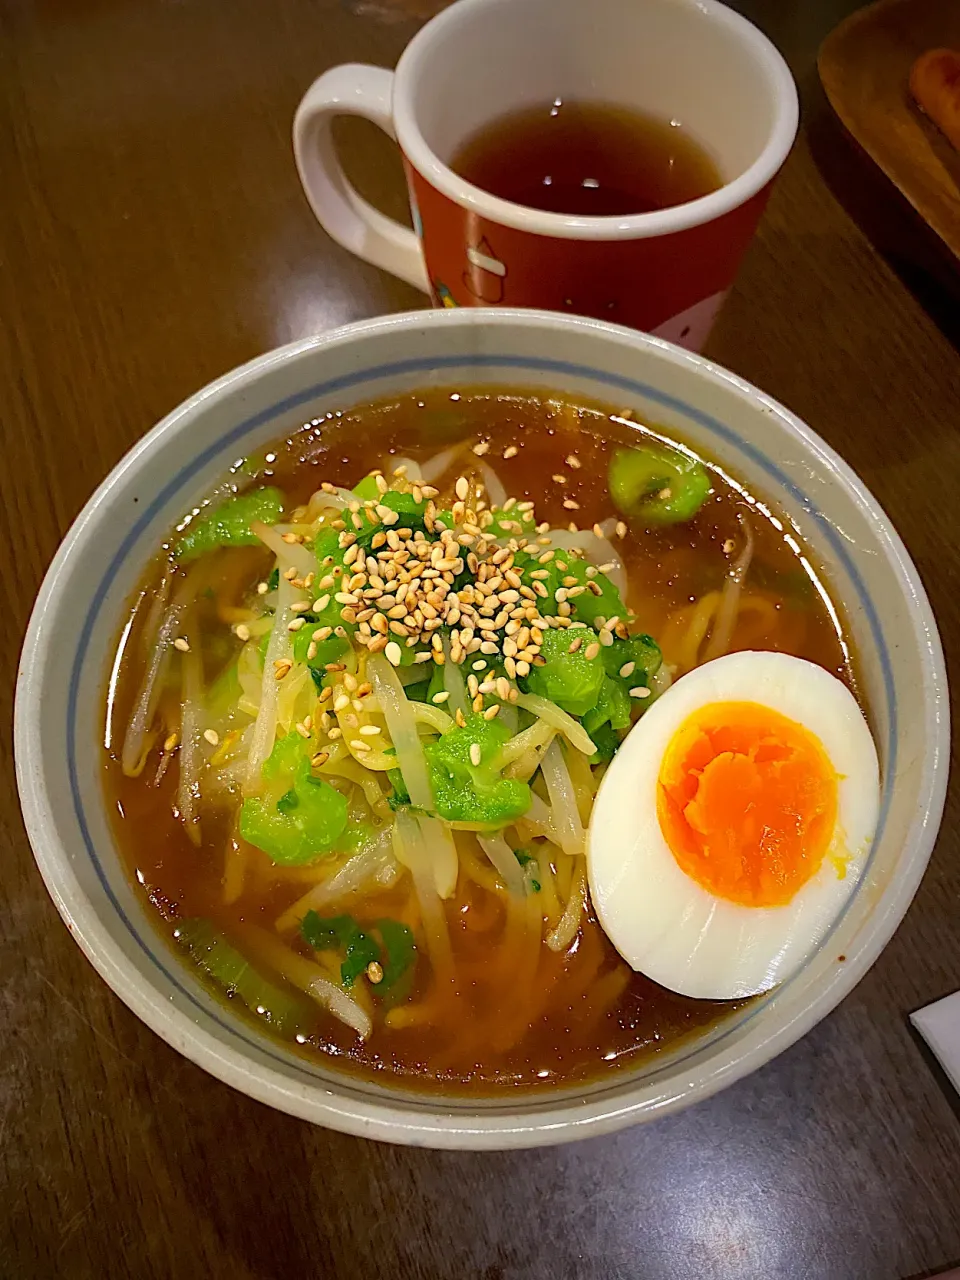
[451,100,722,217]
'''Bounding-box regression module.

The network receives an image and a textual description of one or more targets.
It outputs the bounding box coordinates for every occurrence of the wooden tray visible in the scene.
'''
[819,0,960,261]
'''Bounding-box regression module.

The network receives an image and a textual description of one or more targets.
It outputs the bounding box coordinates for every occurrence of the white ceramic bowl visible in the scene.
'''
[15,309,949,1149]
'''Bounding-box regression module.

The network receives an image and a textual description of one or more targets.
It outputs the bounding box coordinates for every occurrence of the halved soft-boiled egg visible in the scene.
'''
[587,651,880,1000]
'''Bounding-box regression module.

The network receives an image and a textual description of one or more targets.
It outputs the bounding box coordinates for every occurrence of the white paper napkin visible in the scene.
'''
[911,991,960,1095]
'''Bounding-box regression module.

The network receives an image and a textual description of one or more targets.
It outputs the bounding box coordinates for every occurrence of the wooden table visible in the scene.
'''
[2,2,959,1276]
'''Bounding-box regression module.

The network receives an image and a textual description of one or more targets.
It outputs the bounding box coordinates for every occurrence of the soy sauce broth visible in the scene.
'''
[103,389,853,1094]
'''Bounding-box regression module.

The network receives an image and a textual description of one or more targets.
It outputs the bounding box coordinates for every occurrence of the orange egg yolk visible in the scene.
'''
[656,701,838,908]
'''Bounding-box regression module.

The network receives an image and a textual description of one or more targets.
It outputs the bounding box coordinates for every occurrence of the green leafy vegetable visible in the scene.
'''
[387,767,411,809]
[239,732,348,864]
[176,918,308,1035]
[558,556,626,628]
[301,911,379,986]
[424,713,531,825]
[515,549,624,629]
[292,626,350,671]
[354,491,428,548]
[582,676,632,737]
[352,473,381,502]
[300,911,417,995]
[484,506,537,539]
[601,633,662,684]
[609,443,710,524]
[375,918,417,997]
[588,722,620,764]
[522,627,605,717]
[177,487,284,560]
[312,526,342,565]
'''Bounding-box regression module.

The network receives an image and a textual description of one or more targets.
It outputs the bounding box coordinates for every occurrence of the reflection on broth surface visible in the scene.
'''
[103,388,853,1093]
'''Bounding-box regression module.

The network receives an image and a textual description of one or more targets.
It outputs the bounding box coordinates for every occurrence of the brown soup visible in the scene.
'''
[103,389,852,1093]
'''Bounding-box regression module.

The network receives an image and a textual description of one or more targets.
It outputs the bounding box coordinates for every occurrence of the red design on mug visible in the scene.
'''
[407,160,769,339]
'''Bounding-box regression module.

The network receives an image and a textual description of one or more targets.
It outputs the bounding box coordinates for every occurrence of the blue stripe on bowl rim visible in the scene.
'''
[66,352,896,1102]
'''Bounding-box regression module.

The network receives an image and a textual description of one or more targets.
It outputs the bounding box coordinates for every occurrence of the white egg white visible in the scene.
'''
[587,651,880,1000]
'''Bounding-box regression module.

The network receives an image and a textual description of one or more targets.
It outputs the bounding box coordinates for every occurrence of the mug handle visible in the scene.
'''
[293,65,430,293]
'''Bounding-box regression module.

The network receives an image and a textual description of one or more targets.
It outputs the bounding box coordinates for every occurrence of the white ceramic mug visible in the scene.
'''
[293,0,798,349]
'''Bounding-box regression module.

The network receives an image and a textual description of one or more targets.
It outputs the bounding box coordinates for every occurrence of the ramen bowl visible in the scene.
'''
[14,308,948,1148]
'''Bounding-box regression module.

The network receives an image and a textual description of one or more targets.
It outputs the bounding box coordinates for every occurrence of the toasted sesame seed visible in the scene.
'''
[630,686,651,699]
[552,473,567,485]
[257,582,269,595]
[203,729,219,746]
[470,743,482,767]
[327,726,342,740]
[473,440,490,456]
[163,732,179,752]
[566,454,581,469]
[295,721,311,739]
[350,739,372,752]
[455,476,470,501]
[311,751,329,768]
[563,498,580,510]
[333,694,351,712]
[366,960,384,984]
[359,724,381,736]
[483,704,500,720]
[344,672,358,692]
[619,661,636,678]
[283,566,298,581]
[235,623,251,641]
[432,691,451,704]
[173,637,190,652]
[502,445,518,459]
[384,642,402,666]
[584,642,600,660]
[616,521,628,538]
